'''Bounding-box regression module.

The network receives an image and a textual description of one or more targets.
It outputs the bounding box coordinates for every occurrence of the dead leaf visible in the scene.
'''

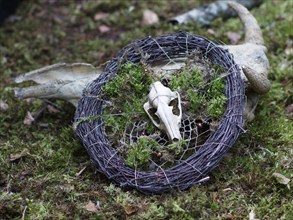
[98,25,110,33]
[207,28,216,36]
[94,12,109,21]
[23,111,35,125]
[227,31,241,45]
[142,9,159,25]
[273,172,291,185]
[285,104,293,115]
[212,191,218,202]
[0,99,9,112]
[24,98,35,104]
[124,206,137,215]
[84,201,99,213]
[10,153,25,161]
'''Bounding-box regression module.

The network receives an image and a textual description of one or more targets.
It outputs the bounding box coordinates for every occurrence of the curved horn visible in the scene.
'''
[242,66,271,94]
[227,1,264,45]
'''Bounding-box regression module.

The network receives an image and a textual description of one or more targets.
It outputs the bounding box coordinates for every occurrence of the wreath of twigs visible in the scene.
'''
[74,32,245,194]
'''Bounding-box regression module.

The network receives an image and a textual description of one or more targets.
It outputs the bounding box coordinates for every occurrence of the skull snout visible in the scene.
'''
[156,103,182,142]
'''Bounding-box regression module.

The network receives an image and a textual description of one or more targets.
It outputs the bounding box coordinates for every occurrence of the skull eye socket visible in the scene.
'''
[147,107,160,125]
[169,98,180,116]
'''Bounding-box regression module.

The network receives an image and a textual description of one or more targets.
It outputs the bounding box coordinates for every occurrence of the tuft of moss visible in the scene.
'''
[170,64,227,119]
[126,136,159,168]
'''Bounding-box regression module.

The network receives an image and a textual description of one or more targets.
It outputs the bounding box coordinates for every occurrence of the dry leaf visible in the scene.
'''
[227,31,241,45]
[212,191,218,202]
[207,28,216,36]
[10,153,25,161]
[85,201,99,213]
[285,104,293,115]
[94,12,109,21]
[142,9,159,25]
[98,25,110,33]
[124,206,136,215]
[273,172,291,185]
[0,99,9,112]
[23,111,35,125]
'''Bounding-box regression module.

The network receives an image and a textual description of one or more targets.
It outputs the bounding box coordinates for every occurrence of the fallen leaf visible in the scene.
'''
[98,25,110,33]
[94,12,109,21]
[124,206,136,215]
[142,9,159,25]
[84,201,99,213]
[285,104,293,115]
[212,191,218,202]
[207,28,216,35]
[10,153,25,161]
[227,31,241,45]
[23,111,35,125]
[24,98,35,104]
[280,158,292,169]
[19,170,30,180]
[273,172,291,185]
[0,99,9,112]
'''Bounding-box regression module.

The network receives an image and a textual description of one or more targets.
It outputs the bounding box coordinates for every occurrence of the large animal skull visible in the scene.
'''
[144,82,182,142]
[12,1,271,124]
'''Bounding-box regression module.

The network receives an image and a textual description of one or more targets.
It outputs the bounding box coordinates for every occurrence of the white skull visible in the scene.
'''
[144,81,182,142]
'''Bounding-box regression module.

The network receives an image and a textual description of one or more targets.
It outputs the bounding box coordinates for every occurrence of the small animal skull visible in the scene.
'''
[143,81,182,142]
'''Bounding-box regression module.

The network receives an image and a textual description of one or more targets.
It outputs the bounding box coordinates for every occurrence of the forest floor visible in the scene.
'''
[0,0,292,219]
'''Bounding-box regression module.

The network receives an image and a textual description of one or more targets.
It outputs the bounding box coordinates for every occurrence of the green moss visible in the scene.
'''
[0,0,292,219]
[102,62,154,140]
[170,64,227,118]
[126,136,158,168]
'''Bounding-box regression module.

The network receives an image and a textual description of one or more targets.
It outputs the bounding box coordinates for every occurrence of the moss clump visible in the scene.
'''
[170,64,227,119]
[126,136,159,168]
[102,62,155,138]
[102,62,158,168]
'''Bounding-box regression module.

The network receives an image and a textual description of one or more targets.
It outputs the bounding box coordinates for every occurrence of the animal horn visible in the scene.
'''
[227,1,264,45]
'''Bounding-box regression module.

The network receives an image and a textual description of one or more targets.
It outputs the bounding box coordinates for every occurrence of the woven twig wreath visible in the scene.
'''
[74,32,245,194]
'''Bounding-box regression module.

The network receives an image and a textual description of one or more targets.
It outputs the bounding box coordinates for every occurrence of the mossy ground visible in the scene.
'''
[0,0,292,219]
